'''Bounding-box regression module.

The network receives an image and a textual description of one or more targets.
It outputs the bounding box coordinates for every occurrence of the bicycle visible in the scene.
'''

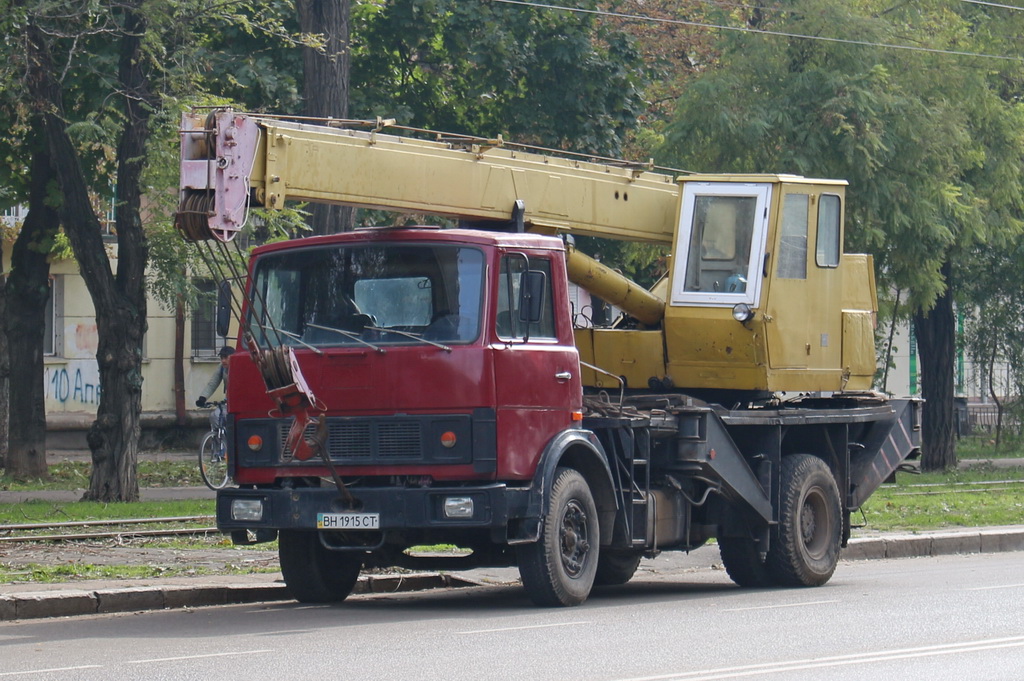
[199,400,230,490]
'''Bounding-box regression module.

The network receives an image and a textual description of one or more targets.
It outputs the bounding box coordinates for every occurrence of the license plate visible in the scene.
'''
[317,512,380,530]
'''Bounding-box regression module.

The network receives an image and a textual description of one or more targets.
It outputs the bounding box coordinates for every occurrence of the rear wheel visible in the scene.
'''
[766,455,842,586]
[718,534,773,588]
[279,530,363,603]
[198,432,229,490]
[517,468,599,607]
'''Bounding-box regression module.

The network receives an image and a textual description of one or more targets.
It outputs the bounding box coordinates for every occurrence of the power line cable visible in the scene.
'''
[957,0,1024,11]
[490,0,1024,62]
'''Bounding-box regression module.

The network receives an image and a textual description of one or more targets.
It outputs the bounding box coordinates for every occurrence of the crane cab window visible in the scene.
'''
[671,183,771,307]
[817,194,841,267]
[496,255,555,340]
[777,194,809,280]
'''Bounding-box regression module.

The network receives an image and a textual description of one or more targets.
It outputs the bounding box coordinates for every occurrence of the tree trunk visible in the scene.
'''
[174,296,186,427]
[0,240,8,471]
[5,141,60,480]
[881,289,900,395]
[25,10,153,501]
[298,0,355,235]
[986,340,1002,450]
[913,260,957,471]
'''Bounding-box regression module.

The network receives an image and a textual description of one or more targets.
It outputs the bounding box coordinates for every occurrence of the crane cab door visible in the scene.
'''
[762,189,845,380]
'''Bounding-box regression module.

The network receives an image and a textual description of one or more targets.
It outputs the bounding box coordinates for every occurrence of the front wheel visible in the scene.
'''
[198,431,229,490]
[279,530,363,603]
[517,468,599,607]
[766,454,842,586]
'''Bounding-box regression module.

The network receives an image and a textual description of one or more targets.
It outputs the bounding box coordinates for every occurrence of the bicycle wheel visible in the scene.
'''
[199,430,229,490]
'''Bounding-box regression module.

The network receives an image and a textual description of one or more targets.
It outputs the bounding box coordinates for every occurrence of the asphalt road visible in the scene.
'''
[2,552,1022,681]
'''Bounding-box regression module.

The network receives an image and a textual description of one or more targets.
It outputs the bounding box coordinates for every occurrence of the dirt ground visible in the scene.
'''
[0,537,278,575]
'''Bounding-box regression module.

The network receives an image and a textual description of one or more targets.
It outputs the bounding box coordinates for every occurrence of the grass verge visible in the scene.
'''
[0,499,215,525]
[0,562,278,584]
[1,460,205,491]
[857,467,1024,533]
[957,434,1024,460]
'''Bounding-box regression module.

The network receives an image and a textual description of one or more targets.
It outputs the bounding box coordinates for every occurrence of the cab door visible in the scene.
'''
[491,251,581,480]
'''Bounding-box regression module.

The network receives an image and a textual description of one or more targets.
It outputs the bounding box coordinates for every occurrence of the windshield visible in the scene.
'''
[249,243,485,347]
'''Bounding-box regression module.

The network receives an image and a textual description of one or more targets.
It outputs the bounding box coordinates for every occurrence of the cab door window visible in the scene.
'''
[497,255,555,340]
[816,194,842,267]
[777,194,809,279]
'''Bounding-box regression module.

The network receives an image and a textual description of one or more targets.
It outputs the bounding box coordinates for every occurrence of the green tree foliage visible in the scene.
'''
[190,0,305,112]
[960,241,1024,448]
[658,0,1024,469]
[350,0,644,155]
[2,0,310,496]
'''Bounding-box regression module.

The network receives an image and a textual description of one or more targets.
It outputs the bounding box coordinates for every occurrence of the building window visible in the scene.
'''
[191,278,219,357]
[44,275,64,357]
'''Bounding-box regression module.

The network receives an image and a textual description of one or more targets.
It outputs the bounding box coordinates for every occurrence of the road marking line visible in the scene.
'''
[613,635,1024,681]
[0,666,102,677]
[966,583,1024,591]
[721,599,838,612]
[126,649,274,664]
[458,621,590,634]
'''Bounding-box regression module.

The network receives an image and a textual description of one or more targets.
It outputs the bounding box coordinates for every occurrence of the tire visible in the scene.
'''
[199,431,229,490]
[278,530,363,603]
[594,550,643,586]
[718,534,773,588]
[765,454,842,586]
[517,468,600,607]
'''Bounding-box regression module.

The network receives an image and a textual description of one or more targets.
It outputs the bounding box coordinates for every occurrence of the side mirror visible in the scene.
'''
[216,280,232,338]
[518,270,546,325]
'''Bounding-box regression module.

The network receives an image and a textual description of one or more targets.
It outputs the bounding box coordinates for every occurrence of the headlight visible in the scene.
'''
[732,303,755,323]
[443,496,474,519]
[231,498,265,522]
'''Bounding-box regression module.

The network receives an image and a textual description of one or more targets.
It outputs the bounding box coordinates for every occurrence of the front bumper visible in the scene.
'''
[216,483,534,540]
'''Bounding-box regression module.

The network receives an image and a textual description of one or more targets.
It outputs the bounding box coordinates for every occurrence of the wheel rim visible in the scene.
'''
[201,435,229,489]
[799,485,832,560]
[559,499,591,578]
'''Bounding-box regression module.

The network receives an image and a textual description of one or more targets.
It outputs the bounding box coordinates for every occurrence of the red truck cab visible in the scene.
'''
[218,228,600,578]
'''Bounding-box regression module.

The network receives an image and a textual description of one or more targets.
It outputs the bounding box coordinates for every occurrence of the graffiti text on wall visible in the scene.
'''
[45,364,101,406]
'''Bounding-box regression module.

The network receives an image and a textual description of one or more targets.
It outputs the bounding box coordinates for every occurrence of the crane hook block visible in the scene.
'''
[175,111,260,242]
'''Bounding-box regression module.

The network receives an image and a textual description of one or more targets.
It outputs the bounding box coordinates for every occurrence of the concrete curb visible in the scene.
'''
[0,572,483,622]
[3,529,1022,621]
[842,527,1024,560]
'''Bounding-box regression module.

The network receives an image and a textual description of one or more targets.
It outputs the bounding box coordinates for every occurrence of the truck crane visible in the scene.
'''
[176,110,919,607]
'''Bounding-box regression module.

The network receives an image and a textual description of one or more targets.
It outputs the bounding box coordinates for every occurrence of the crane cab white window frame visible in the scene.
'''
[670,182,771,308]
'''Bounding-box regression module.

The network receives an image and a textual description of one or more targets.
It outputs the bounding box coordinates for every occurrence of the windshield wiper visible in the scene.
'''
[366,325,451,353]
[276,329,324,355]
[304,323,385,353]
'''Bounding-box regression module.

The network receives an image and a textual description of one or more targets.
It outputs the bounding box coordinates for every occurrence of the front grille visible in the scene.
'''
[279,417,424,463]
[377,422,422,457]
[330,421,372,458]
